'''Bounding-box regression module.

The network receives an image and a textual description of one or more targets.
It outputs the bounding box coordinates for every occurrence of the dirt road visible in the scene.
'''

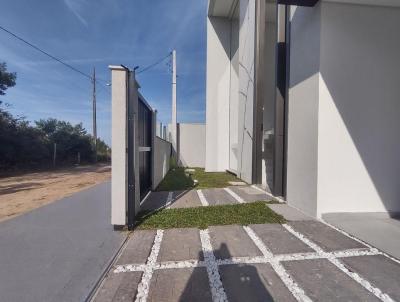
[0,164,111,223]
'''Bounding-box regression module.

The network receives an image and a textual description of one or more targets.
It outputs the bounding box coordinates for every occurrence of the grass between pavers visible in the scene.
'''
[156,167,242,191]
[135,202,285,230]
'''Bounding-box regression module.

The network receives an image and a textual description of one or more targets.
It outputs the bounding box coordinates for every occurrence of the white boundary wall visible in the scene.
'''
[178,123,206,168]
[153,137,171,189]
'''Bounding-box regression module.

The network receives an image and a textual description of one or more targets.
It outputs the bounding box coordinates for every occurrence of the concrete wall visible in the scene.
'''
[317,2,400,214]
[206,16,231,172]
[287,2,400,216]
[229,15,240,173]
[153,137,171,189]
[286,5,321,217]
[178,123,206,168]
[237,0,256,183]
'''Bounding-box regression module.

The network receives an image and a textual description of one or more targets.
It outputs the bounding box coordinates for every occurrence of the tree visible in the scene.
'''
[0,62,16,95]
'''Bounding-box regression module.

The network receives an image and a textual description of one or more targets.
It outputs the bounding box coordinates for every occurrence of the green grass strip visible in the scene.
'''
[135,202,286,230]
[156,167,242,191]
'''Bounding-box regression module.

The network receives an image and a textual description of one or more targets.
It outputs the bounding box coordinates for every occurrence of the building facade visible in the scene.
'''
[206,0,400,217]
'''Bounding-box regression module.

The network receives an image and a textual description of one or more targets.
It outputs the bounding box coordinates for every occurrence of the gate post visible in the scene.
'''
[109,65,129,229]
[110,65,141,229]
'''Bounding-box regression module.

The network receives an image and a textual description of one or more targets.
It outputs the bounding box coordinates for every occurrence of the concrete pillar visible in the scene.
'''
[109,65,128,227]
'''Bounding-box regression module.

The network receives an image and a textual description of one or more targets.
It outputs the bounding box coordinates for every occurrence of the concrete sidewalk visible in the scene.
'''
[0,181,126,302]
[323,212,400,260]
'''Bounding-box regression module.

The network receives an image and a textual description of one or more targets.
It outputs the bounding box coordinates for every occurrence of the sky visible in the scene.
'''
[0,0,207,145]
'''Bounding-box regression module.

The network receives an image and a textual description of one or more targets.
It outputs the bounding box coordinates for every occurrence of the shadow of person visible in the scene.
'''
[179,243,274,302]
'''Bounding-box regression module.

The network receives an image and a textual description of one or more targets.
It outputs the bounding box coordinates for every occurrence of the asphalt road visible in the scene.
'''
[0,181,126,302]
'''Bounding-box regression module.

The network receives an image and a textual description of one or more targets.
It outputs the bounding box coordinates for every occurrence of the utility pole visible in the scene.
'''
[171,50,177,161]
[92,67,97,163]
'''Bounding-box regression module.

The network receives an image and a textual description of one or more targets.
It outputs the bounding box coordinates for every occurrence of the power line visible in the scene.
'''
[0,24,109,87]
[136,52,172,74]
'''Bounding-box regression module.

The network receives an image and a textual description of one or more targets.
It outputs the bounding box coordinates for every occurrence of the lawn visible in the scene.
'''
[135,202,285,230]
[156,167,242,191]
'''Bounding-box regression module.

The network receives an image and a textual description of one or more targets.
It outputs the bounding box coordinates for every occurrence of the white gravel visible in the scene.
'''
[199,229,228,302]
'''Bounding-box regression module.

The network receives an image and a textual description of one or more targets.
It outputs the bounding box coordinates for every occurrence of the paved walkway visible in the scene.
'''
[93,216,400,301]
[141,185,273,211]
[323,212,400,260]
[0,181,126,302]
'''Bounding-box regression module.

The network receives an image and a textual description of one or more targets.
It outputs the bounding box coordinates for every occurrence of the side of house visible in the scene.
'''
[205,0,400,217]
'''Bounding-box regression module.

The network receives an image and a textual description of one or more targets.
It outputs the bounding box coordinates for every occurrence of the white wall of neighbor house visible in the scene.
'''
[153,137,171,190]
[286,1,400,217]
[110,66,128,226]
[229,13,239,173]
[178,123,206,168]
[206,16,231,172]
[317,1,400,215]
[205,0,256,183]
[237,0,256,184]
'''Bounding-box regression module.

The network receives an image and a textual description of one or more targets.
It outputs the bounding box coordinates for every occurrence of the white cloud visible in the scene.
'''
[64,0,88,27]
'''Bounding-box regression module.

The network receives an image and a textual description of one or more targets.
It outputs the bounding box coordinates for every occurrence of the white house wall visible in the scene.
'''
[286,5,321,217]
[317,2,400,214]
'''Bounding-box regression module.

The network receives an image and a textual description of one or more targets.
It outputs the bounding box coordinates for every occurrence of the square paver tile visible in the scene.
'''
[341,255,400,301]
[116,230,156,265]
[282,259,379,301]
[268,204,314,221]
[250,224,313,254]
[148,268,212,302]
[208,225,263,259]
[93,271,142,302]
[229,186,272,202]
[288,221,366,251]
[169,190,202,208]
[220,263,296,302]
[140,191,169,211]
[158,228,203,262]
[202,188,237,205]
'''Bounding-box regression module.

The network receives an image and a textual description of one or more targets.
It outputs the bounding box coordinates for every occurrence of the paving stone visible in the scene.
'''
[158,228,203,262]
[209,225,263,259]
[341,255,400,301]
[288,220,366,251]
[229,186,272,202]
[220,263,296,302]
[282,259,379,301]
[202,188,237,205]
[116,230,156,265]
[268,204,314,221]
[169,190,202,208]
[93,271,142,302]
[250,224,313,254]
[140,191,169,211]
[148,268,212,302]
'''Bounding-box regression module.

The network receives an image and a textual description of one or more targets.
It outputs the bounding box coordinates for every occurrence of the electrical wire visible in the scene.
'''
[0,24,109,87]
[136,52,172,74]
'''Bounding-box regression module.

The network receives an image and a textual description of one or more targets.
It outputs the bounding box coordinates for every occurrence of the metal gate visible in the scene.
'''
[138,96,153,198]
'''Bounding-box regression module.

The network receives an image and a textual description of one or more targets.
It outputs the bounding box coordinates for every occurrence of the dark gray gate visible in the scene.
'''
[138,96,153,198]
